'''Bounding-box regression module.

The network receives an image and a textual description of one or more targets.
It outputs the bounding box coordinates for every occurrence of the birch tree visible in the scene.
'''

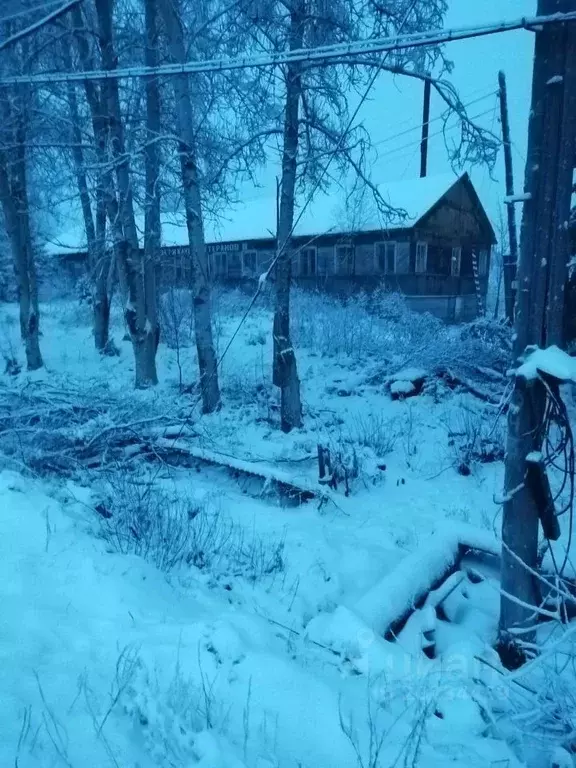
[0,83,43,370]
[158,0,221,413]
[143,0,161,363]
[61,43,113,353]
[272,1,304,433]
[91,0,159,387]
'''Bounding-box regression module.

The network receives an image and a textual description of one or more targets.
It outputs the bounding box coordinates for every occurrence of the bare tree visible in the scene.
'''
[93,0,159,387]
[61,41,114,353]
[272,1,304,433]
[143,0,161,363]
[0,85,43,370]
[158,0,221,413]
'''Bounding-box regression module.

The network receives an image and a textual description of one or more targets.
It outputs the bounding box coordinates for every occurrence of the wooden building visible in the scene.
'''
[57,172,496,323]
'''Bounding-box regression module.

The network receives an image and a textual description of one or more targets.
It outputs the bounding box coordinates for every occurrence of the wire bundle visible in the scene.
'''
[539,378,575,579]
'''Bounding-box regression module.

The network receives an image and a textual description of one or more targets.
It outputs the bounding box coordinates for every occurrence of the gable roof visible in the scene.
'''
[46,172,494,255]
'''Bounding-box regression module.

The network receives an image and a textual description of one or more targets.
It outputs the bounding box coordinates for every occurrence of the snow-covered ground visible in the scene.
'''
[0,289,572,767]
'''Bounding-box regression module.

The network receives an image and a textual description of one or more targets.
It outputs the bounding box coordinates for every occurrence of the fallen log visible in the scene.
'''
[437,367,504,406]
[151,437,332,507]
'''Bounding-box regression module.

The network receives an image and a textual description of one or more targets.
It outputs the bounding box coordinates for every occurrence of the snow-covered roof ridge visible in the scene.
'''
[45,171,469,255]
[201,171,465,245]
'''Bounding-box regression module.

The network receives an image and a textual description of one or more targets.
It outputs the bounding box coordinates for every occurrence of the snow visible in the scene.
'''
[352,523,499,637]
[517,344,576,382]
[390,378,416,395]
[355,533,460,635]
[45,173,463,255]
[504,192,532,204]
[0,293,547,768]
[389,367,427,382]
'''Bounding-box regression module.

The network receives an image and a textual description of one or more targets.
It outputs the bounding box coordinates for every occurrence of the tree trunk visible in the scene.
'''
[71,5,125,340]
[144,0,161,358]
[94,0,159,387]
[64,60,112,353]
[93,187,113,352]
[499,0,576,667]
[0,93,43,371]
[158,0,221,413]
[273,3,303,433]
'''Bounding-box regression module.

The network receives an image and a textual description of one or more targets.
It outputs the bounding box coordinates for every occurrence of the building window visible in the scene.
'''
[451,246,462,277]
[375,242,397,273]
[212,252,227,277]
[335,244,354,275]
[242,250,257,277]
[478,249,489,276]
[415,242,428,274]
[299,247,317,276]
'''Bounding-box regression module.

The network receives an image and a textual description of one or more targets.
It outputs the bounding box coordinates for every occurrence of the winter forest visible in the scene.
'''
[1,0,576,766]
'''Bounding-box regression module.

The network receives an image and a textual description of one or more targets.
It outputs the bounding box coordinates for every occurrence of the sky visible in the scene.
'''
[235,0,535,239]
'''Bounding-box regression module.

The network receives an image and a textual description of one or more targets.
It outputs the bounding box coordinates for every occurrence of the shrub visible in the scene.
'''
[444,405,506,475]
[290,287,447,366]
[351,412,399,457]
[159,288,194,349]
[97,476,285,582]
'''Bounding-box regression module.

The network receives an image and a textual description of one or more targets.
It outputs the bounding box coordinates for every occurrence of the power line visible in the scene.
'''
[374,106,497,162]
[1,10,576,85]
[0,0,81,53]
[371,89,497,150]
[233,90,498,209]
[0,0,66,26]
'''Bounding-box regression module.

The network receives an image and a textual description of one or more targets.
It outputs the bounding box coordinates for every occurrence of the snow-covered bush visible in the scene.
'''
[55,293,94,329]
[443,405,506,475]
[159,288,194,349]
[290,289,378,359]
[0,312,20,375]
[290,287,448,367]
[457,316,512,373]
[76,274,93,305]
[98,476,285,582]
[350,411,399,457]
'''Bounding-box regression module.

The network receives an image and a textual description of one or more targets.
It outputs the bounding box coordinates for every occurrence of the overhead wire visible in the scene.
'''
[370,89,497,150]
[1,10,576,85]
[0,0,66,26]
[373,106,497,162]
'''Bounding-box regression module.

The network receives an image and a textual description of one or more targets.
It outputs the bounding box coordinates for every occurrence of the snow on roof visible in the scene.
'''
[45,172,464,255]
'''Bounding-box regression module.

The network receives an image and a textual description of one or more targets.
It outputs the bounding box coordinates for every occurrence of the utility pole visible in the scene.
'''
[499,0,576,667]
[420,76,431,178]
[498,70,519,323]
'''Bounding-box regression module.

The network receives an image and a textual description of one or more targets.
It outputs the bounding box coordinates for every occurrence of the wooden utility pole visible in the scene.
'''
[420,76,431,178]
[498,70,520,324]
[499,0,576,667]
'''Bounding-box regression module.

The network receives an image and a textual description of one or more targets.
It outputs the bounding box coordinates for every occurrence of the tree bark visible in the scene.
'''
[273,2,303,433]
[93,186,112,352]
[63,55,112,353]
[0,91,42,371]
[158,0,221,413]
[499,0,576,666]
[143,0,161,360]
[94,0,159,387]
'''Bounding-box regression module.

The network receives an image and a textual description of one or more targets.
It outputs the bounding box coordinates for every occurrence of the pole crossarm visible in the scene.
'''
[1,10,576,85]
